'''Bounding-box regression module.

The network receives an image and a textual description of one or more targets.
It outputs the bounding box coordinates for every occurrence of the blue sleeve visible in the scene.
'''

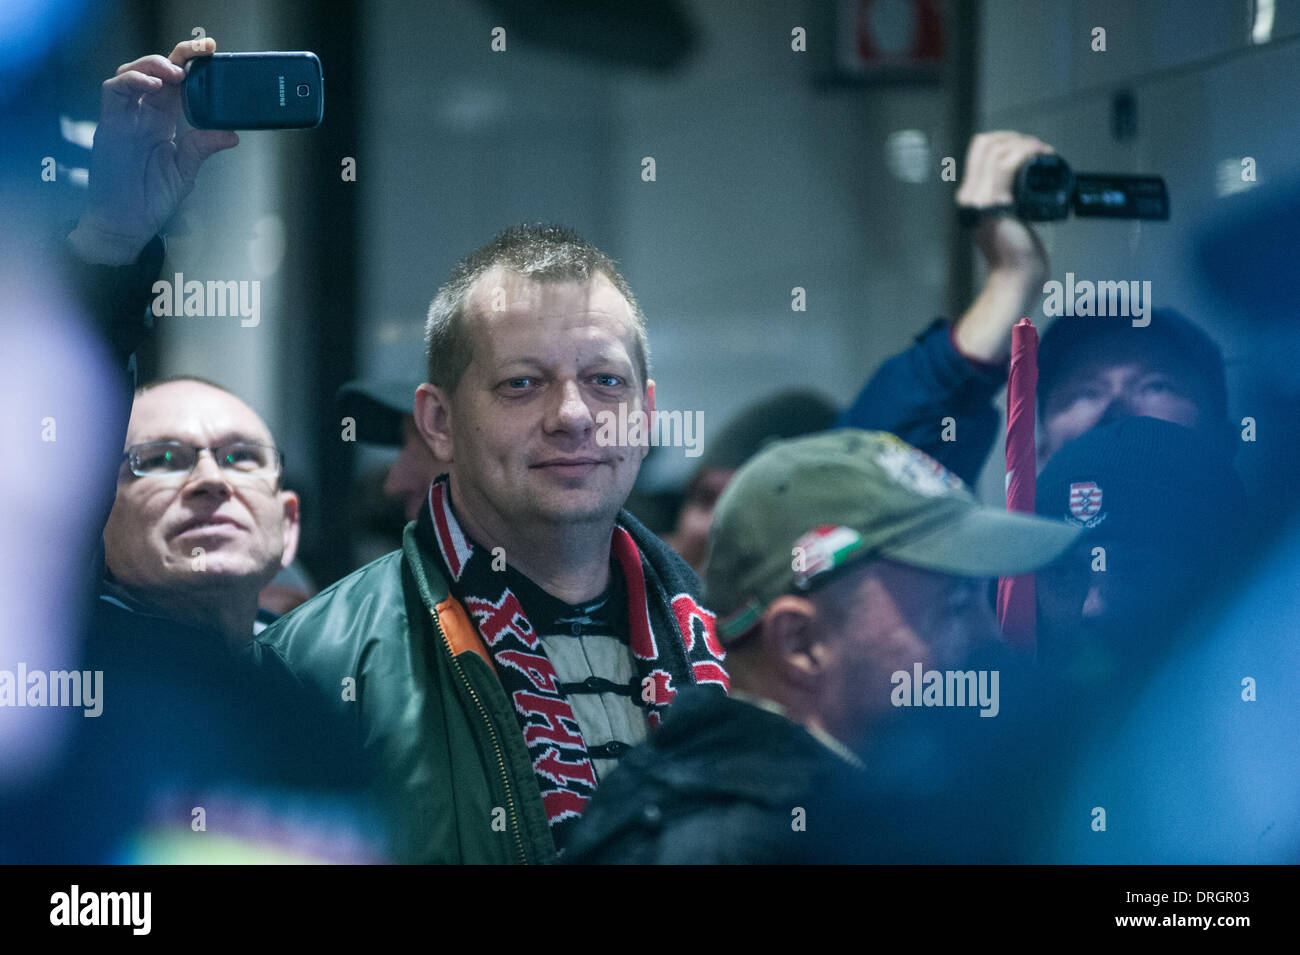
[836,318,1006,487]
[49,228,166,576]
[51,228,165,375]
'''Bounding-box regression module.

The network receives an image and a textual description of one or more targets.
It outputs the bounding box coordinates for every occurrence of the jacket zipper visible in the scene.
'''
[431,609,529,864]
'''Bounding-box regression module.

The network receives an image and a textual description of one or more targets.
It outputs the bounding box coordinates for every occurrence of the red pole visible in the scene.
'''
[997,318,1039,651]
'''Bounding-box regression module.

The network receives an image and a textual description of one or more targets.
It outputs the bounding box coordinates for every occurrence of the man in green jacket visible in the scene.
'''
[67,33,726,864]
[256,224,729,863]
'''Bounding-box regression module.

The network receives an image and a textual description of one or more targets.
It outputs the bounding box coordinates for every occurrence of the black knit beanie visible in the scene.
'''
[1037,308,1228,429]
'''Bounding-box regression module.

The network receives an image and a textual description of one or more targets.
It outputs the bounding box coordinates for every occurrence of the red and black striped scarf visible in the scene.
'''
[421,476,729,847]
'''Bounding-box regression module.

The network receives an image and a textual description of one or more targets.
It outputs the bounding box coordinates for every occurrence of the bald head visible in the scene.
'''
[127,378,277,449]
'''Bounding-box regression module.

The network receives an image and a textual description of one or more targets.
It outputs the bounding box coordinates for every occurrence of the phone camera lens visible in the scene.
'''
[297,84,310,97]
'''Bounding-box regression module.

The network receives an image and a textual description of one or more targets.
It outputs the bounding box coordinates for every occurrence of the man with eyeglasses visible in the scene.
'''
[5,372,377,862]
[10,35,383,863]
[101,376,300,647]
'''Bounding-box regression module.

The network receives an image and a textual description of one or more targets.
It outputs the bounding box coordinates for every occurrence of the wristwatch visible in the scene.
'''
[957,204,1015,227]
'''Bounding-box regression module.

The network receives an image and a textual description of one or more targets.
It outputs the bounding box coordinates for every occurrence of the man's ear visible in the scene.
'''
[415,383,455,462]
[761,595,825,690]
[278,489,301,569]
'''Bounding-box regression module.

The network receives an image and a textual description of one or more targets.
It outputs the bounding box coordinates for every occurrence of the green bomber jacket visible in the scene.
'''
[254,517,554,863]
[253,500,725,864]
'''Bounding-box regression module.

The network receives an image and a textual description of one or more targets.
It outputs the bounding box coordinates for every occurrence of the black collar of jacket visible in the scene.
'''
[97,576,276,643]
[631,685,855,805]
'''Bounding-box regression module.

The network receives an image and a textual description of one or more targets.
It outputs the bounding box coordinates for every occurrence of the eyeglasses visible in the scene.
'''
[121,440,284,481]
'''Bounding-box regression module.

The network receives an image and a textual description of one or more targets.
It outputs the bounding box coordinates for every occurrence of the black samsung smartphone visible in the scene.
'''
[183,52,323,130]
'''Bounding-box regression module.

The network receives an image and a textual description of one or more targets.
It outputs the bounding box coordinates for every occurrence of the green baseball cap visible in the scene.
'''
[706,429,1081,642]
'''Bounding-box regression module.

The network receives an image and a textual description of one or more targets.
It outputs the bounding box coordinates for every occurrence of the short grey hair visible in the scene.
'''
[423,223,650,393]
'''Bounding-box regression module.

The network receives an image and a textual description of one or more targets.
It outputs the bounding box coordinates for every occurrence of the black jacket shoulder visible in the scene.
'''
[565,687,861,864]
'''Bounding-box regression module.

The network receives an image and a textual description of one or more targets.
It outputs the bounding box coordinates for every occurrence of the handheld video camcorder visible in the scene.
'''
[1013,154,1169,221]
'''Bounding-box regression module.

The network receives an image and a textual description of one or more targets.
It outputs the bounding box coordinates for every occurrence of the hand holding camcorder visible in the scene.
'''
[958,147,1169,226]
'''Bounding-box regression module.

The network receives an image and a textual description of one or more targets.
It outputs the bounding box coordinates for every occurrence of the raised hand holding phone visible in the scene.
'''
[68,37,240,266]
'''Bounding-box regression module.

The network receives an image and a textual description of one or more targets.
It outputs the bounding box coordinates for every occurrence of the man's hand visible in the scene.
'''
[952,131,1054,363]
[68,38,239,266]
